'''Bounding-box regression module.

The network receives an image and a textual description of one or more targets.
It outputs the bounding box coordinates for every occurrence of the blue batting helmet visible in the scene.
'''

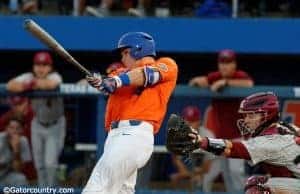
[117,32,156,60]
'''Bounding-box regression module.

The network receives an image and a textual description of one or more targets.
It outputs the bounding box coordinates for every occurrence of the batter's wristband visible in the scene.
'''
[118,73,130,86]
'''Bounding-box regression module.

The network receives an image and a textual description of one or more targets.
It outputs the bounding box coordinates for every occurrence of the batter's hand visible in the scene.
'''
[86,73,102,89]
[98,77,118,94]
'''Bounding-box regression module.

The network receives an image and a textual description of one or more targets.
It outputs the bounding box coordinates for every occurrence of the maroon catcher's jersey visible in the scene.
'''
[241,124,300,178]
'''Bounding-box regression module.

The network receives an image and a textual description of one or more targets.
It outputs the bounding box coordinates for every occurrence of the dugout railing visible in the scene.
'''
[0,84,298,156]
[0,84,298,193]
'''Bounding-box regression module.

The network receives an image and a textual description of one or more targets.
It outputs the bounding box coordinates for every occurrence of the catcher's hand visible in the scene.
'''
[166,114,200,155]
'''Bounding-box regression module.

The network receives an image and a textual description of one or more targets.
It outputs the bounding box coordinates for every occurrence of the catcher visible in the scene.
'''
[166,92,300,194]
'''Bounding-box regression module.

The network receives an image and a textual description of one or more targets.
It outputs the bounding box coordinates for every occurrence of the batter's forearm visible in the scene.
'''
[116,66,160,87]
[126,68,145,86]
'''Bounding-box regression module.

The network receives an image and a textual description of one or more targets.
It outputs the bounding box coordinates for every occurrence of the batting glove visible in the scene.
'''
[99,77,120,94]
[86,73,102,89]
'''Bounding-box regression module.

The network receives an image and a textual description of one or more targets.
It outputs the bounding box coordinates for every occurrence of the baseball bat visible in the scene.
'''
[23,19,92,77]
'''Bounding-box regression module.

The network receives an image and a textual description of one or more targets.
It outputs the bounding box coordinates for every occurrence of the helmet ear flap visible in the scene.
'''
[130,45,142,59]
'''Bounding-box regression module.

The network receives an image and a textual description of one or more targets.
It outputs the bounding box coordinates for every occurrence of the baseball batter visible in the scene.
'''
[170,92,300,193]
[7,51,66,186]
[83,32,178,193]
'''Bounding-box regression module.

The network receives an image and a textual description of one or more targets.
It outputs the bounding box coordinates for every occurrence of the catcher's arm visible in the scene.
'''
[189,133,251,159]
[166,114,250,159]
[189,133,232,156]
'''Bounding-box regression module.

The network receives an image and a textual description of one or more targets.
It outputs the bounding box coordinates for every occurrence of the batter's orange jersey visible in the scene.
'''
[105,57,178,134]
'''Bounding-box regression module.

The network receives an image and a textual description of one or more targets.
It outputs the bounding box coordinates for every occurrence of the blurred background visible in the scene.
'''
[1,0,300,193]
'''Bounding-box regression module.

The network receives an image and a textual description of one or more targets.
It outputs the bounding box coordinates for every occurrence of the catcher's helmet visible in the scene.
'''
[117,32,156,60]
[237,92,279,137]
[33,51,53,65]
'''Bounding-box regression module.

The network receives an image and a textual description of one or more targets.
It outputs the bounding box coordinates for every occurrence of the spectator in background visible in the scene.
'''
[0,97,33,141]
[195,0,231,18]
[21,0,38,14]
[7,51,66,186]
[0,117,32,186]
[170,106,217,191]
[9,0,38,14]
[189,49,253,192]
[242,0,266,17]
[127,0,150,17]
[83,0,149,17]
[0,96,36,182]
[72,0,110,16]
[189,49,253,94]
[57,0,73,15]
[289,0,300,17]
[154,1,170,17]
[84,0,115,16]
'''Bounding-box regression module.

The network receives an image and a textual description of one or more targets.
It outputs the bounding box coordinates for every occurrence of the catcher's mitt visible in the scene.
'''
[166,114,199,155]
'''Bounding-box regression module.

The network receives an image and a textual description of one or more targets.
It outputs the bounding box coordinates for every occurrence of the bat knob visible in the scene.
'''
[23,19,33,28]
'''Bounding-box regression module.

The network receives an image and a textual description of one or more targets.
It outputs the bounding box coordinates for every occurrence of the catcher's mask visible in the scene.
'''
[237,92,279,138]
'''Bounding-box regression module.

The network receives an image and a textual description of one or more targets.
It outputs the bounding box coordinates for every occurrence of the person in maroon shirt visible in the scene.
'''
[0,96,36,182]
[0,97,34,142]
[189,50,254,191]
[189,49,253,92]
[189,49,254,139]
[186,92,300,193]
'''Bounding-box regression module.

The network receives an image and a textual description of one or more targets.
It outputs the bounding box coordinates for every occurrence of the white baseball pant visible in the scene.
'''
[83,120,154,194]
